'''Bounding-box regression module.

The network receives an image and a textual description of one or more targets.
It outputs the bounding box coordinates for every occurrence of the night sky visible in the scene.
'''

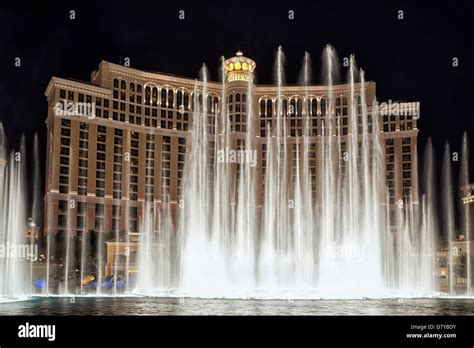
[0,1,473,226]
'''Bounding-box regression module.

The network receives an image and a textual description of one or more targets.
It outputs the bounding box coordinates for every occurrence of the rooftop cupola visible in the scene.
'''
[224,51,256,83]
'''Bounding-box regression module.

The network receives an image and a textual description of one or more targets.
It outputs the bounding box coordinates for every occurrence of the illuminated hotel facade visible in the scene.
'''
[43,51,419,236]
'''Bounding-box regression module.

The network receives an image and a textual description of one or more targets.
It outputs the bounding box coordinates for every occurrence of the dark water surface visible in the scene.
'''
[1,297,473,315]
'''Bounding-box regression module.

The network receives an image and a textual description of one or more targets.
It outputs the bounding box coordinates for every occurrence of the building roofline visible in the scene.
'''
[100,61,223,89]
[103,60,377,92]
[44,76,113,99]
[255,81,375,94]
[45,63,396,101]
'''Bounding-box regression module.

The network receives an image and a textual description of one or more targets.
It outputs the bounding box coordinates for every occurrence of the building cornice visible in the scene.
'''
[255,81,375,96]
[101,61,222,91]
[44,77,113,100]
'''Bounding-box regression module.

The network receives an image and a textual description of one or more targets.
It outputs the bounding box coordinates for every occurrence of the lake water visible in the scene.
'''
[1,297,473,315]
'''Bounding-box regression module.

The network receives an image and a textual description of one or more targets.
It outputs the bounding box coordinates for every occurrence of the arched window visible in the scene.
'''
[136,84,142,93]
[168,90,174,107]
[336,97,341,106]
[312,99,318,116]
[198,94,203,111]
[152,88,158,106]
[305,99,310,115]
[260,100,265,115]
[161,89,167,106]
[130,82,135,92]
[213,97,219,112]
[290,99,296,116]
[266,99,273,117]
[177,91,183,107]
[113,78,119,88]
[342,97,348,105]
[228,94,233,103]
[236,93,241,102]
[207,95,212,112]
[184,92,189,110]
[145,86,151,105]
[120,80,126,90]
[321,99,326,116]
[242,94,246,103]
[297,99,303,116]
[282,99,288,116]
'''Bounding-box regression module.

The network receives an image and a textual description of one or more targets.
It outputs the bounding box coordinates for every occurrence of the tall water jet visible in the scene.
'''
[442,142,455,294]
[317,45,338,293]
[136,203,155,292]
[63,141,76,294]
[460,132,471,294]
[0,126,27,298]
[136,129,178,293]
[233,54,257,290]
[420,138,437,292]
[29,134,42,293]
[296,50,316,287]
[321,44,340,85]
[298,52,312,86]
[179,65,228,296]
[45,130,55,295]
[211,56,232,288]
[274,45,288,287]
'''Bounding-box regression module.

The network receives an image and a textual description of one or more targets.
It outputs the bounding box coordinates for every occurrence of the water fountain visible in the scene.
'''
[0,124,27,300]
[443,143,456,294]
[134,45,442,299]
[460,132,471,294]
[0,46,471,301]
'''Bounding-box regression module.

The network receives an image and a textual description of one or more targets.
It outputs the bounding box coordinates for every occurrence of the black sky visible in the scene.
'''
[0,1,473,223]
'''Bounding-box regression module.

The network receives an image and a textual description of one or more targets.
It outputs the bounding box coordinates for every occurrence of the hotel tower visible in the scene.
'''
[43,51,419,238]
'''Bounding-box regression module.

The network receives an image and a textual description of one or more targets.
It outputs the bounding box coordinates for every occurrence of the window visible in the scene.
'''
[95,204,105,215]
[161,89,167,106]
[320,99,326,116]
[168,89,174,107]
[312,99,317,116]
[77,202,87,214]
[58,215,67,227]
[95,218,104,229]
[61,128,71,137]
[59,200,68,212]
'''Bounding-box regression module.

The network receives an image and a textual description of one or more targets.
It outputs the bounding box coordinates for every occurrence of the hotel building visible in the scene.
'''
[436,184,474,293]
[43,51,419,237]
